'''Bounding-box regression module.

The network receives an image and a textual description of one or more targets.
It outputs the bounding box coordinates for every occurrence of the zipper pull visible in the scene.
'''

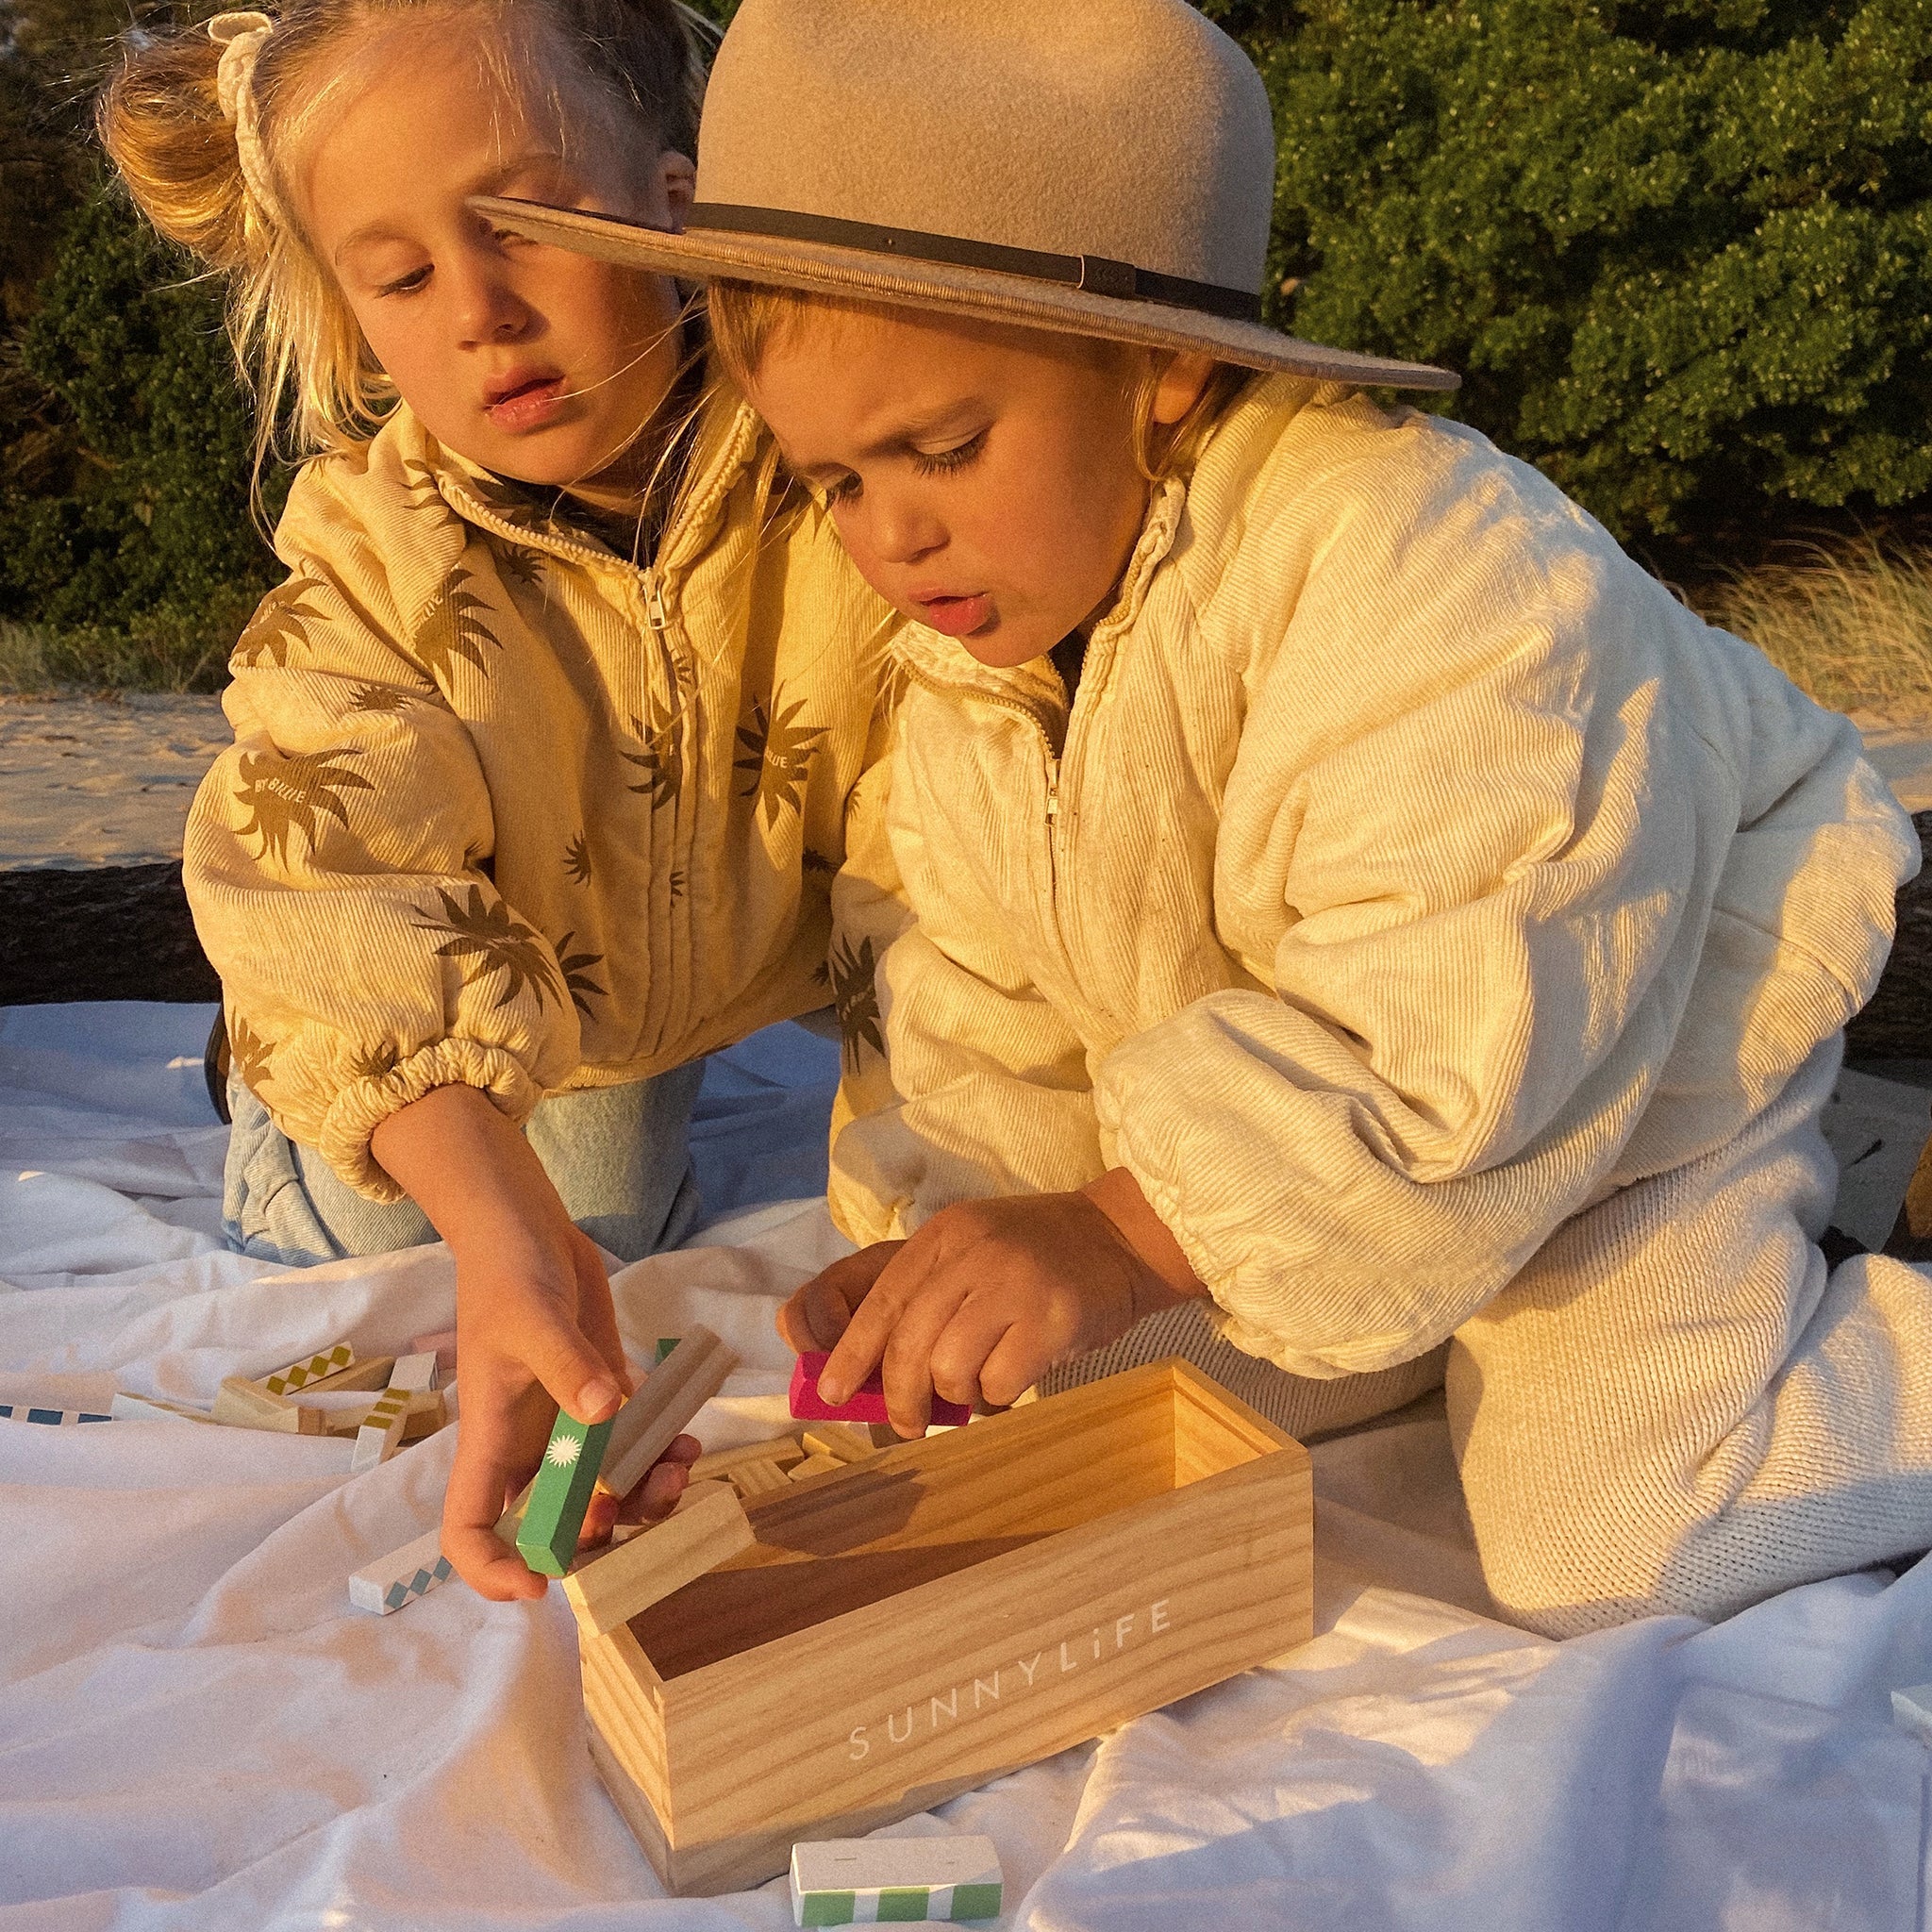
[642,571,669,632]
[1046,764,1059,826]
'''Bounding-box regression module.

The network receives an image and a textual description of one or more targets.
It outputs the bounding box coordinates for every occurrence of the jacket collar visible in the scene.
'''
[381,391,767,584]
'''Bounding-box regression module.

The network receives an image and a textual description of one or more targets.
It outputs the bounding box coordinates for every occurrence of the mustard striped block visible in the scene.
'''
[790,1839,1003,1925]
[262,1344,354,1396]
[350,1384,414,1472]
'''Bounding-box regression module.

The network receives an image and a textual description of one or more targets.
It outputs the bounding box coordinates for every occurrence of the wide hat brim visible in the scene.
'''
[473,197,1459,392]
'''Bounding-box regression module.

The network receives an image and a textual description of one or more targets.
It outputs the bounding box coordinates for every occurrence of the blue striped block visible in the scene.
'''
[0,1403,113,1425]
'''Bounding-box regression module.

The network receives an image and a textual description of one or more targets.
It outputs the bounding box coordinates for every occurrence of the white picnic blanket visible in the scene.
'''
[2,1002,1928,1929]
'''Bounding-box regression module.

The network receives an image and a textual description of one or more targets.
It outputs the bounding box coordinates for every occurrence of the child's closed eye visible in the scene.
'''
[374,264,432,299]
[910,430,987,477]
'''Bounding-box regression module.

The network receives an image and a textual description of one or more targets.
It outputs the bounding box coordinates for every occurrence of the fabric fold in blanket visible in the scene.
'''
[1,1002,1928,1928]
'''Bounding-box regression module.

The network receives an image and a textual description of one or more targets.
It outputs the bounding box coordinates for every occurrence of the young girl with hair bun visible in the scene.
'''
[99,0,901,1599]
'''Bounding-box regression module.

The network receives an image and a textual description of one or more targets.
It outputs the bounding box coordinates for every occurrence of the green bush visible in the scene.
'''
[0,187,277,639]
[1232,0,1932,539]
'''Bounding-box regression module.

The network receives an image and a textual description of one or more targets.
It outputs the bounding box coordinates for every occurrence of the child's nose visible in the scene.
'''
[868,494,945,568]
[453,264,532,347]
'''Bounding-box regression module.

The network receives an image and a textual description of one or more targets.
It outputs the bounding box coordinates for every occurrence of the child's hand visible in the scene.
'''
[369,1084,691,1600]
[777,1173,1208,1436]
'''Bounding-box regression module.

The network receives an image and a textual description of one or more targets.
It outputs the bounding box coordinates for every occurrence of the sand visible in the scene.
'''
[1,689,1930,871]
[0,691,230,870]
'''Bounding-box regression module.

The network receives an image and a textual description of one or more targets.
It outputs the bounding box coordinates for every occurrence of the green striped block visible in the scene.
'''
[515,1408,613,1577]
[791,1838,1002,1924]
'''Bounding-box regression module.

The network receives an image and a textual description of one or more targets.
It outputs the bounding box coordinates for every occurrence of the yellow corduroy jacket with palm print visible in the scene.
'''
[185,393,903,1200]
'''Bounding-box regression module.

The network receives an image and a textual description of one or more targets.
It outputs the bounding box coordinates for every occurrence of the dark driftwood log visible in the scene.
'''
[0,861,220,1007]
[1845,811,1932,1064]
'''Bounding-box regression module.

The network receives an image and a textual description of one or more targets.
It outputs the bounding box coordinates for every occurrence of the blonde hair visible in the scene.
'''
[707,278,1256,483]
[98,0,709,482]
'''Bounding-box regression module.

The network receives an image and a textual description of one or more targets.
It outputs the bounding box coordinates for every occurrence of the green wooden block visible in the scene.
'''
[655,1336,680,1364]
[876,1889,930,1922]
[799,1892,856,1927]
[515,1408,613,1577]
[950,1883,1003,1920]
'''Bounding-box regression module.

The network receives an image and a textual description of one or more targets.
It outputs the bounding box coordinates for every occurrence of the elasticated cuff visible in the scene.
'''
[316,1038,543,1201]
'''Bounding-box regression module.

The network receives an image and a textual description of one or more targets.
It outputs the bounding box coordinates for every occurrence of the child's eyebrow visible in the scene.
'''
[332,150,572,262]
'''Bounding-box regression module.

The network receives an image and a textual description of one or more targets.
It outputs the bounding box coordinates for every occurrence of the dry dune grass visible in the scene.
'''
[1699,537,1932,721]
[0,613,238,695]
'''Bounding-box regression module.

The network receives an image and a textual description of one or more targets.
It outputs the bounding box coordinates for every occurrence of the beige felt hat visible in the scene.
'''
[475,0,1457,391]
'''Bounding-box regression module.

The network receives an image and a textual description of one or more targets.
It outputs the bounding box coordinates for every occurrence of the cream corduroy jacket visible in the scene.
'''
[826,376,1920,1378]
[188,397,899,1199]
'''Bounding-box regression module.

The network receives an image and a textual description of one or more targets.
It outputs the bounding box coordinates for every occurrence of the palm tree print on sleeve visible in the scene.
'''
[233,746,375,866]
[734,691,827,829]
[554,931,607,1020]
[348,1041,400,1082]
[565,832,593,885]
[226,1011,275,1097]
[410,565,502,689]
[234,573,329,670]
[623,693,683,809]
[413,885,565,1011]
[828,933,884,1071]
[348,683,411,714]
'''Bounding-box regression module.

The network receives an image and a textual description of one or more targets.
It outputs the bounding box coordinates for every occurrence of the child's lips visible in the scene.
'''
[918,592,992,637]
[484,374,567,430]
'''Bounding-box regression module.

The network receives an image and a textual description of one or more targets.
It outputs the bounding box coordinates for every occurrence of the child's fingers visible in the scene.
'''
[568,1231,633,1385]
[517,1295,631,1426]
[780,1243,902,1354]
[442,1414,546,1601]
[610,1434,702,1522]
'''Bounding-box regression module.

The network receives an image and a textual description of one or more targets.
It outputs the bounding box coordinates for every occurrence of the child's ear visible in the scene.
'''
[1150,352,1216,426]
[658,150,696,233]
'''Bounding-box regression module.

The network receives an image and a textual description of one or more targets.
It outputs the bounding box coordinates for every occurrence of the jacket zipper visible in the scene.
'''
[903,658,1070,938]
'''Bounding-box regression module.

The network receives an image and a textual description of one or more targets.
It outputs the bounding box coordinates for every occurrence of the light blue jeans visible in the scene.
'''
[222,1064,705,1267]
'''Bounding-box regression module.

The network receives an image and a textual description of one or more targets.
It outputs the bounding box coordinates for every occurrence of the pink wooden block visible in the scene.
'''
[789,1352,971,1427]
[410,1329,458,1376]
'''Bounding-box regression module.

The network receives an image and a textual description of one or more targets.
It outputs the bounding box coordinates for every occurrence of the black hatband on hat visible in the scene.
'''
[685,204,1264,325]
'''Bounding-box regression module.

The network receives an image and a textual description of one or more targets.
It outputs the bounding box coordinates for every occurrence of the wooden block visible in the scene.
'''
[259,1343,354,1397]
[790,1836,1003,1925]
[689,1435,805,1485]
[600,1326,738,1501]
[320,1390,445,1441]
[560,1482,754,1638]
[580,1359,1314,1895]
[868,1424,902,1450]
[349,1384,415,1471]
[654,1337,681,1364]
[801,1424,874,1465]
[292,1355,396,1397]
[788,1453,841,1483]
[791,1353,970,1428]
[409,1328,458,1377]
[728,1457,797,1498]
[388,1352,439,1393]
[348,1525,454,1615]
[213,1375,324,1434]
[108,1391,214,1424]
[0,1402,113,1425]
[1893,1683,1932,1746]
[517,1408,615,1577]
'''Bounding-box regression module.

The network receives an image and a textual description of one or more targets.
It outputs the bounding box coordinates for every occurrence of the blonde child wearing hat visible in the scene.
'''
[101,0,900,1598]
[490,0,1932,1637]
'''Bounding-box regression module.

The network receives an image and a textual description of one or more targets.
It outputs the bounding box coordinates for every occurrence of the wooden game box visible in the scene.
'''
[578,1357,1313,1895]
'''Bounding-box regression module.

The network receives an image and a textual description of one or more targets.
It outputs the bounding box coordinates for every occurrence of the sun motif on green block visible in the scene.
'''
[546,1434,583,1468]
